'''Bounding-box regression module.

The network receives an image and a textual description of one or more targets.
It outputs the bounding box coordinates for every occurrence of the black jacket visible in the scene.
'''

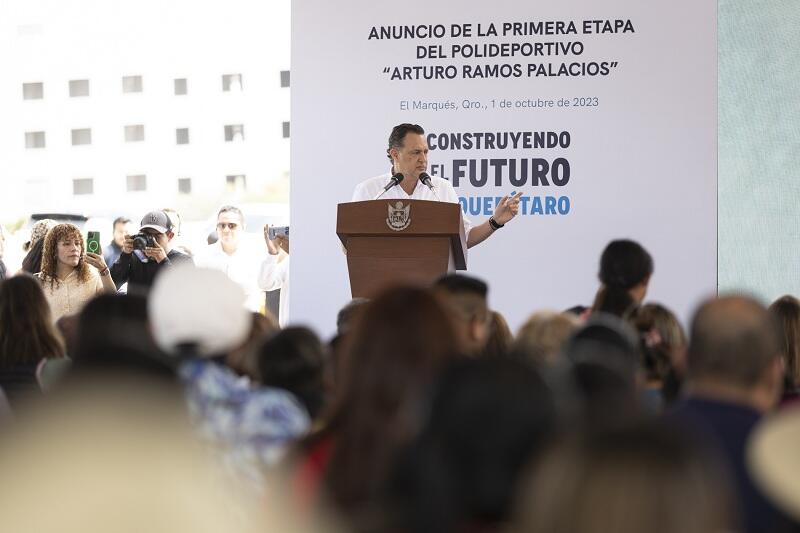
[110,249,193,292]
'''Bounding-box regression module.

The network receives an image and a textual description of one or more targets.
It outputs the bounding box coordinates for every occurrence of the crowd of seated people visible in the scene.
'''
[1,234,800,533]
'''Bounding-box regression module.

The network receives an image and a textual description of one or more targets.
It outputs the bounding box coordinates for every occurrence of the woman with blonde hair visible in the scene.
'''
[514,311,581,366]
[37,224,116,322]
[513,423,735,533]
[631,303,687,407]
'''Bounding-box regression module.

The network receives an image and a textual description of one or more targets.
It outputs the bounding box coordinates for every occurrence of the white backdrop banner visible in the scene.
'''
[291,0,717,336]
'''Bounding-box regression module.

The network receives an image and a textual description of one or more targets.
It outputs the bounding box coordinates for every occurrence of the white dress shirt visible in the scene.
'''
[258,253,289,328]
[350,172,473,239]
[196,238,267,312]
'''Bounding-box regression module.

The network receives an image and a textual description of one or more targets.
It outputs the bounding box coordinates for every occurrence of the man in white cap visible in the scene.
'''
[149,265,311,490]
[110,210,193,292]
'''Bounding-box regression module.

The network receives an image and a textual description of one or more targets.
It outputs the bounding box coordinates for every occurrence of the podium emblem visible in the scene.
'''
[386,201,411,231]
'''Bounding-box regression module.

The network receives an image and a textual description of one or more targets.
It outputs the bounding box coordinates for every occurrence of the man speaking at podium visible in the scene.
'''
[351,123,520,248]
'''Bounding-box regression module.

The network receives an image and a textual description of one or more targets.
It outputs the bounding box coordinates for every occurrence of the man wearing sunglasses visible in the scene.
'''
[196,205,268,312]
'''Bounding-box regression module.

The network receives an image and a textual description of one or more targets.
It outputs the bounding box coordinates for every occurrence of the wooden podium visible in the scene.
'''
[337,199,467,298]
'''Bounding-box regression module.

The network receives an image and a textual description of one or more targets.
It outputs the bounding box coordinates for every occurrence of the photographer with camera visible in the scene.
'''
[110,211,193,293]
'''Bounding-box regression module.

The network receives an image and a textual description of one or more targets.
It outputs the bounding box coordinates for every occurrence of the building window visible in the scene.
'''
[177,178,192,194]
[73,178,93,195]
[176,128,190,145]
[126,174,147,192]
[22,82,44,100]
[71,128,92,146]
[25,131,46,149]
[280,70,290,88]
[224,124,245,142]
[174,78,188,95]
[282,121,290,139]
[122,75,143,93]
[222,74,243,92]
[69,79,90,97]
[124,125,145,142]
[225,174,246,192]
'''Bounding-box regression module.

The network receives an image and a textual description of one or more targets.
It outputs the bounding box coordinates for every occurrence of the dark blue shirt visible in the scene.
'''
[669,396,794,533]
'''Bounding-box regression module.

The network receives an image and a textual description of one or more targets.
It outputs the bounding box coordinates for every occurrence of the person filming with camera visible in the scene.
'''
[110,210,193,293]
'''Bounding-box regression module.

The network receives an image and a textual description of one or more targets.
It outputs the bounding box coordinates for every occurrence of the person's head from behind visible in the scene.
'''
[387,123,427,181]
[482,310,513,358]
[257,327,326,420]
[0,274,64,368]
[434,274,490,356]
[21,238,46,274]
[55,314,80,357]
[215,205,245,251]
[226,312,279,380]
[562,315,643,428]
[40,224,91,285]
[336,298,369,338]
[324,285,462,511]
[72,293,172,379]
[386,357,557,532]
[593,239,653,317]
[328,298,369,396]
[335,286,462,423]
[514,311,581,366]
[634,303,686,369]
[149,265,250,359]
[513,422,735,533]
[769,295,800,389]
[0,384,272,533]
[633,303,687,384]
[25,219,56,253]
[687,295,783,412]
[111,217,133,248]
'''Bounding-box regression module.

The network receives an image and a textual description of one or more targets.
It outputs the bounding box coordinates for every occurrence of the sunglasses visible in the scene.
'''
[216,222,239,230]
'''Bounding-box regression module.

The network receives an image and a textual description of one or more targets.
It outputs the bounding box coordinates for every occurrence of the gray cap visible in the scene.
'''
[139,211,171,234]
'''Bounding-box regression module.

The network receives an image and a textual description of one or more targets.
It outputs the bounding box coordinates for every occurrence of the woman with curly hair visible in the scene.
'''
[36,223,116,322]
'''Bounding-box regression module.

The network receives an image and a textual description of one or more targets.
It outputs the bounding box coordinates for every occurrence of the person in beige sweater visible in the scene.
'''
[36,224,116,322]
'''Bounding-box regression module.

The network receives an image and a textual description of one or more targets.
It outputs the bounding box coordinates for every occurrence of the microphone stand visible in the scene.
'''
[374,173,405,200]
[419,173,441,201]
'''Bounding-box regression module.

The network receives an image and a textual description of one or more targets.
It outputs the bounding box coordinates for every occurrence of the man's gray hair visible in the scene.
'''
[217,205,245,228]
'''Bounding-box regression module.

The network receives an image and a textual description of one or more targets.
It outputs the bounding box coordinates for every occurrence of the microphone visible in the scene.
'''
[374,172,404,199]
[418,172,441,201]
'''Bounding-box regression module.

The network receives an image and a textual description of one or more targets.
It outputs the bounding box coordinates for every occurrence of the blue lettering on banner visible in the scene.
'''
[458,196,571,216]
